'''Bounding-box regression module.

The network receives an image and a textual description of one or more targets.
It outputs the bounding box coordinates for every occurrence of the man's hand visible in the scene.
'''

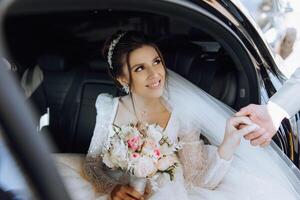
[235,104,283,147]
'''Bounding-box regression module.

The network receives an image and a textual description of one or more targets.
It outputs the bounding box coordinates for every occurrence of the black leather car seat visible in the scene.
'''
[66,59,120,153]
[30,54,121,153]
[31,55,81,151]
[157,37,237,107]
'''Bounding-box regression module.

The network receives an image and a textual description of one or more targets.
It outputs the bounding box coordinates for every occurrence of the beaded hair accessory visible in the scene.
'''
[107,32,126,69]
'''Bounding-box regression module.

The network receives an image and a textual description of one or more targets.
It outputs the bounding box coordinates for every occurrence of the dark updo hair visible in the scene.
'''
[102,30,167,90]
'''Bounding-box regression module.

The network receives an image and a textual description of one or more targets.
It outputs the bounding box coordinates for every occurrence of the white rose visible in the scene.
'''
[157,156,175,171]
[147,125,163,143]
[133,156,157,178]
[160,143,174,155]
[121,126,140,140]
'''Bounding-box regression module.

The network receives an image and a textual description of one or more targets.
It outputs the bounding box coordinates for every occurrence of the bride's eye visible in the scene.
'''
[154,58,161,65]
[134,65,144,72]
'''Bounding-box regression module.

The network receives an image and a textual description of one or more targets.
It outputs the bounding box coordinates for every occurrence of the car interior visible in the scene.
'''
[3,10,258,153]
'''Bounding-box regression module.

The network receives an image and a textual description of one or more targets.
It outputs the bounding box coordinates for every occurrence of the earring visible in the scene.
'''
[123,84,130,94]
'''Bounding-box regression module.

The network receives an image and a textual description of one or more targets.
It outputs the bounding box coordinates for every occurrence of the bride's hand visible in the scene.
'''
[111,184,144,200]
[218,116,259,160]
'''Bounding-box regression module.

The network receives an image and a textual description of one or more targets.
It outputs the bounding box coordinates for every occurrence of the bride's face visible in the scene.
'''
[118,45,166,98]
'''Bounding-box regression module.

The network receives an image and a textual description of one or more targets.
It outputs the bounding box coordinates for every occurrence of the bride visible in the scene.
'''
[55,30,300,200]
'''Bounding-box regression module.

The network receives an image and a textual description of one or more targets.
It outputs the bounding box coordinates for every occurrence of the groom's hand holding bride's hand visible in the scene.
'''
[218,116,258,161]
[235,104,284,147]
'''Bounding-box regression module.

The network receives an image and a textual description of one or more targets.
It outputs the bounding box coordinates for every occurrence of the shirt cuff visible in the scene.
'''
[267,100,290,129]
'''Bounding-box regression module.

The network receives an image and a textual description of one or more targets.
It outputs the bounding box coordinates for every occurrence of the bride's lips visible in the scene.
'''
[146,80,162,89]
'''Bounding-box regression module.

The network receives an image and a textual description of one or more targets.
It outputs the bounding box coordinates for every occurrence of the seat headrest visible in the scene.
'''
[37,55,67,72]
[88,59,109,72]
[157,38,204,76]
[157,37,237,107]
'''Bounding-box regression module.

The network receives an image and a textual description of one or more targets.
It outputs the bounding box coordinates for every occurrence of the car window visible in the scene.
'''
[0,128,37,200]
[239,0,289,47]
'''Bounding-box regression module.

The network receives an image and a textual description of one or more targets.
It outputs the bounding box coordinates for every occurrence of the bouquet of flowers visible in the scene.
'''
[101,122,181,193]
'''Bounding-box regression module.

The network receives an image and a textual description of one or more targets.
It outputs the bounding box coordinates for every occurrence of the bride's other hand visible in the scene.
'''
[111,184,144,200]
[218,116,259,160]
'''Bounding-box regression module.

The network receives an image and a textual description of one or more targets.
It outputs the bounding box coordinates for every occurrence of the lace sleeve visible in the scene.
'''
[178,129,232,190]
[83,93,119,194]
[83,155,118,194]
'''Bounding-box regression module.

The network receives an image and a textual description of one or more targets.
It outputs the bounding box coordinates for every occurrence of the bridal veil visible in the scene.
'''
[163,69,300,197]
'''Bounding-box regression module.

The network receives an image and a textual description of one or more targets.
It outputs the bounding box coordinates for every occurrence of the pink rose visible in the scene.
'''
[131,153,141,159]
[127,136,140,151]
[153,149,161,158]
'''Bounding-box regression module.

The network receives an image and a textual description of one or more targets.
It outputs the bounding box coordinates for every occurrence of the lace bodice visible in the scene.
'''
[83,93,232,195]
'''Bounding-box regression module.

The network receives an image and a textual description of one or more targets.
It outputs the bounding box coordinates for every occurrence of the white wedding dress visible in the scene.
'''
[55,91,300,200]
